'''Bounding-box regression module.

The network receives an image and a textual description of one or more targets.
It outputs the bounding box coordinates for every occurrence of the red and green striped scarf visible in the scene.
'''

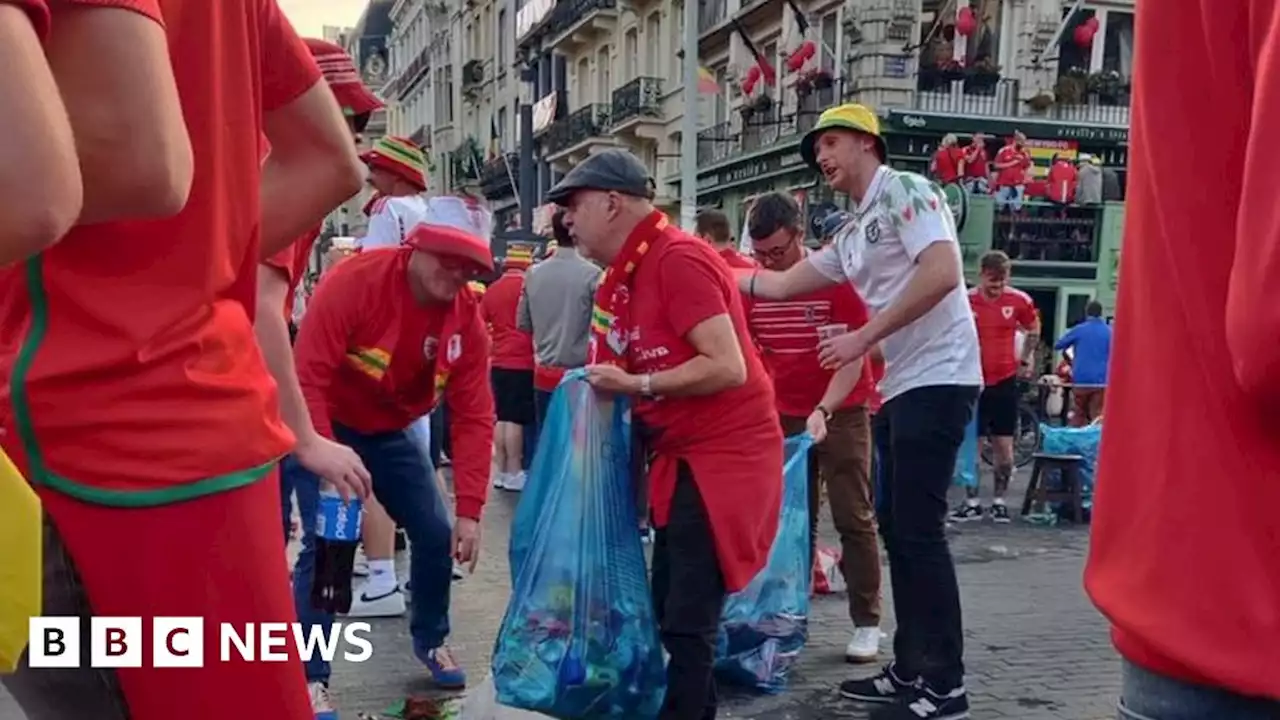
[588,212,666,367]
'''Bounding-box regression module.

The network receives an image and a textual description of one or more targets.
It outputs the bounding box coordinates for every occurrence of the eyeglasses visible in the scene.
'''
[752,243,795,262]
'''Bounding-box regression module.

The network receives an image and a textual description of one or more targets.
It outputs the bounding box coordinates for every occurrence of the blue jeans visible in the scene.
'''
[290,423,455,682]
[1119,660,1280,719]
[281,459,296,543]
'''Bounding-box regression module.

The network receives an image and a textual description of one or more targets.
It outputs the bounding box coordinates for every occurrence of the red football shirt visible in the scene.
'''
[964,144,989,180]
[0,0,320,505]
[480,270,535,371]
[993,143,1031,188]
[931,146,964,184]
[624,214,783,592]
[1084,0,1280,701]
[718,247,757,269]
[969,286,1037,385]
[263,226,321,321]
[745,284,875,417]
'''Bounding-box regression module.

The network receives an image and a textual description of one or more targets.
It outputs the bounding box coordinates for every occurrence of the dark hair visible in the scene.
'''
[1086,300,1103,317]
[979,249,1011,275]
[747,192,803,241]
[694,209,732,245]
[551,208,573,247]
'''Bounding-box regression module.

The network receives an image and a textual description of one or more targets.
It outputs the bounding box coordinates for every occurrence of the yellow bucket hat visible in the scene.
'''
[800,103,888,171]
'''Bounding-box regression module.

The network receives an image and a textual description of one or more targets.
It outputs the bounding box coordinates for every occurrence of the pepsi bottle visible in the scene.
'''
[311,487,363,614]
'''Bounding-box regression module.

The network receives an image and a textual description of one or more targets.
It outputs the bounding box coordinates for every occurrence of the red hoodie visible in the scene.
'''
[293,249,495,520]
[1084,0,1280,700]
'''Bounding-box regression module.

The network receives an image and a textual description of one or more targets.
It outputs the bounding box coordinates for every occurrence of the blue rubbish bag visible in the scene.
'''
[1040,423,1102,495]
[715,433,815,694]
[492,371,666,719]
[952,412,979,489]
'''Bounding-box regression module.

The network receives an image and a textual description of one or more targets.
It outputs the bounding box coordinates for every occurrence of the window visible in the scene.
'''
[645,12,661,77]
[596,46,611,101]
[669,1,683,84]
[713,65,727,125]
[625,29,639,82]
[820,11,837,74]
[576,56,590,104]
[1057,8,1095,74]
[498,8,508,72]
[962,0,1001,67]
[444,64,455,122]
[497,106,508,147]
[482,6,492,56]
[1102,10,1134,77]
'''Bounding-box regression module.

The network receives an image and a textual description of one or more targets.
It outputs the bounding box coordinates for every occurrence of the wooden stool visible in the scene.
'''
[1021,452,1085,523]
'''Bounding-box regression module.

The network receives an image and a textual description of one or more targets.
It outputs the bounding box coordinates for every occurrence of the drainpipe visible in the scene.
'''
[678,0,699,232]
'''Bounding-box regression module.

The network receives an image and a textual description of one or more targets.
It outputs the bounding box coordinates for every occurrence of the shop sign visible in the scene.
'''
[888,111,1128,144]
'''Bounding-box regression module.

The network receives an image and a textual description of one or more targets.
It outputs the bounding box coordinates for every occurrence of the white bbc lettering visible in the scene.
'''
[341,623,374,662]
[220,623,256,661]
[153,617,204,668]
[28,617,80,668]
[259,622,291,661]
[90,617,142,668]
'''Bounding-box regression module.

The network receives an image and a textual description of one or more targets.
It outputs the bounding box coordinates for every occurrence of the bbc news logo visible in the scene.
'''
[28,618,373,668]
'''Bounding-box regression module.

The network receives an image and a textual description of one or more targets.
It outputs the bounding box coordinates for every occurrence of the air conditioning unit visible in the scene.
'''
[464,59,485,86]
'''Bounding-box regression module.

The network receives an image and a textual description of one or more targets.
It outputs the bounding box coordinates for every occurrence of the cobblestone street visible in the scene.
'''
[0,469,1120,719]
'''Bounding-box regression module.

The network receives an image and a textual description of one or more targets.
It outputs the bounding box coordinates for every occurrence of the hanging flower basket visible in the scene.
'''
[1024,91,1054,112]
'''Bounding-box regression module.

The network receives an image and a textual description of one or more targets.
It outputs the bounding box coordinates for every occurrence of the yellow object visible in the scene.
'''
[800,103,887,170]
[468,280,487,295]
[0,449,41,674]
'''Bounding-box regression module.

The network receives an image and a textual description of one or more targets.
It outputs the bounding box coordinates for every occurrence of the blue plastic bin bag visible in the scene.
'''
[952,412,979,489]
[492,372,665,719]
[509,370,632,583]
[715,433,815,694]
[1039,423,1102,495]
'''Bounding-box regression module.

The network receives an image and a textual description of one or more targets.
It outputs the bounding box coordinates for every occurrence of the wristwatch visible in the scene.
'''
[815,404,834,421]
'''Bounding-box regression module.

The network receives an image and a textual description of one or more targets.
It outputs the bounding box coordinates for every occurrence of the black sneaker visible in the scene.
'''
[839,663,916,704]
[869,684,969,720]
[990,503,1011,523]
[948,504,983,523]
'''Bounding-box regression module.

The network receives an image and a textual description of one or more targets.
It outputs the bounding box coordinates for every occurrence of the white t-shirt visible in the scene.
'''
[810,166,982,401]
[358,195,429,250]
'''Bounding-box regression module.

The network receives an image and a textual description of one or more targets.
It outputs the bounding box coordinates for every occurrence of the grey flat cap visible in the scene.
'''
[545,148,656,204]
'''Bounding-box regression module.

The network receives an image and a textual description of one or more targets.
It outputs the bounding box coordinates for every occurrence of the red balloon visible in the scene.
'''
[761,62,777,84]
[1073,24,1095,48]
[1085,15,1100,30]
[743,77,757,95]
[786,51,806,72]
[956,6,977,36]
[802,40,817,60]
[746,64,761,83]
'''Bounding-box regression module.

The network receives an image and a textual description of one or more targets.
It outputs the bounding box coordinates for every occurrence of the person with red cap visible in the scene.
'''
[0,2,364,720]
[481,245,536,490]
[358,136,431,250]
[261,37,382,550]
[291,202,497,702]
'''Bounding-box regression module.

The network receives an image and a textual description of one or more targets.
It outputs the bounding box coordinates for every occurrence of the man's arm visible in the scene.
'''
[818,287,870,409]
[645,251,747,396]
[1053,325,1079,352]
[46,2,191,224]
[1017,301,1041,367]
[739,249,842,300]
[292,269,360,442]
[516,280,533,333]
[855,184,965,347]
[445,310,496,521]
[0,4,83,265]
[258,2,362,257]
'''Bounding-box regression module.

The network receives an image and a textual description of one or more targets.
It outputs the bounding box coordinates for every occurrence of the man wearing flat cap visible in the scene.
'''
[740,104,982,720]
[549,149,783,720]
[290,206,497,698]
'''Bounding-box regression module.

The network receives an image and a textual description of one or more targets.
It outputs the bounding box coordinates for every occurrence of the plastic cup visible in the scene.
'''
[816,323,848,344]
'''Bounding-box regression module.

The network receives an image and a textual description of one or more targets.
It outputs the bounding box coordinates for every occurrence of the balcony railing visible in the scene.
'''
[991,203,1102,264]
[480,152,519,199]
[545,104,612,155]
[610,77,664,126]
[741,103,781,154]
[545,0,616,40]
[698,0,725,33]
[696,122,736,166]
[913,78,1020,118]
[1044,101,1130,127]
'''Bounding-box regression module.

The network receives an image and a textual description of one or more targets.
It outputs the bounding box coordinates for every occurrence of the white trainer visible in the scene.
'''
[492,472,509,490]
[308,681,338,720]
[343,584,406,618]
[845,626,881,663]
[504,470,527,492]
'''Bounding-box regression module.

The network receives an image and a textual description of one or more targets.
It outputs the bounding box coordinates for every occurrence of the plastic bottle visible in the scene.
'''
[311,486,363,614]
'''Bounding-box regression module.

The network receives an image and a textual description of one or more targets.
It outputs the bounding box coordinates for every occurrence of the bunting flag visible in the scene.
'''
[697,66,720,94]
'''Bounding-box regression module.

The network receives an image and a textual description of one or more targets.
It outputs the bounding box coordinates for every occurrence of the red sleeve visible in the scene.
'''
[263,245,296,283]
[292,268,360,440]
[4,0,50,37]
[62,0,162,23]
[833,285,871,330]
[445,303,496,521]
[659,247,732,338]
[259,0,322,112]
[1016,294,1038,328]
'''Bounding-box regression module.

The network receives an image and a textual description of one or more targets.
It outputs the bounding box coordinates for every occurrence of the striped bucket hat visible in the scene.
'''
[360,136,428,191]
[404,196,495,273]
[303,38,384,119]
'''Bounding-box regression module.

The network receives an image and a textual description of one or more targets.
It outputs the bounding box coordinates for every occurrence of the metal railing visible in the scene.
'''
[611,76,664,126]
[480,152,519,199]
[545,0,617,40]
[696,121,736,165]
[913,78,1020,117]
[545,104,612,155]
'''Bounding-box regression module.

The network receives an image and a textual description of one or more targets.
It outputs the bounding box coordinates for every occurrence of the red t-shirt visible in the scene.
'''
[718,247,757,269]
[0,0,320,506]
[745,284,875,417]
[964,143,989,180]
[263,226,321,321]
[625,214,783,592]
[969,287,1037,385]
[1045,161,1078,203]
[931,146,964,184]
[294,249,495,520]
[480,270,535,371]
[1084,1,1280,701]
[993,143,1031,188]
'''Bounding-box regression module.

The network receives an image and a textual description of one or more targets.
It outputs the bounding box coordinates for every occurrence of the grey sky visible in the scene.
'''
[279,0,368,37]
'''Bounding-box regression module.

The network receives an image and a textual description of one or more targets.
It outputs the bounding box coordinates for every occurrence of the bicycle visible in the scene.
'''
[979,378,1042,469]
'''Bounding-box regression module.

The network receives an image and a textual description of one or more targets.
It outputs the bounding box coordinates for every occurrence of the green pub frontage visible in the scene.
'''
[678,110,1127,351]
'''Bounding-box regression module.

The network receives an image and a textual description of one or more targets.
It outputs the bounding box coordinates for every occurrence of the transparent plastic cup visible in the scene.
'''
[816,323,848,345]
